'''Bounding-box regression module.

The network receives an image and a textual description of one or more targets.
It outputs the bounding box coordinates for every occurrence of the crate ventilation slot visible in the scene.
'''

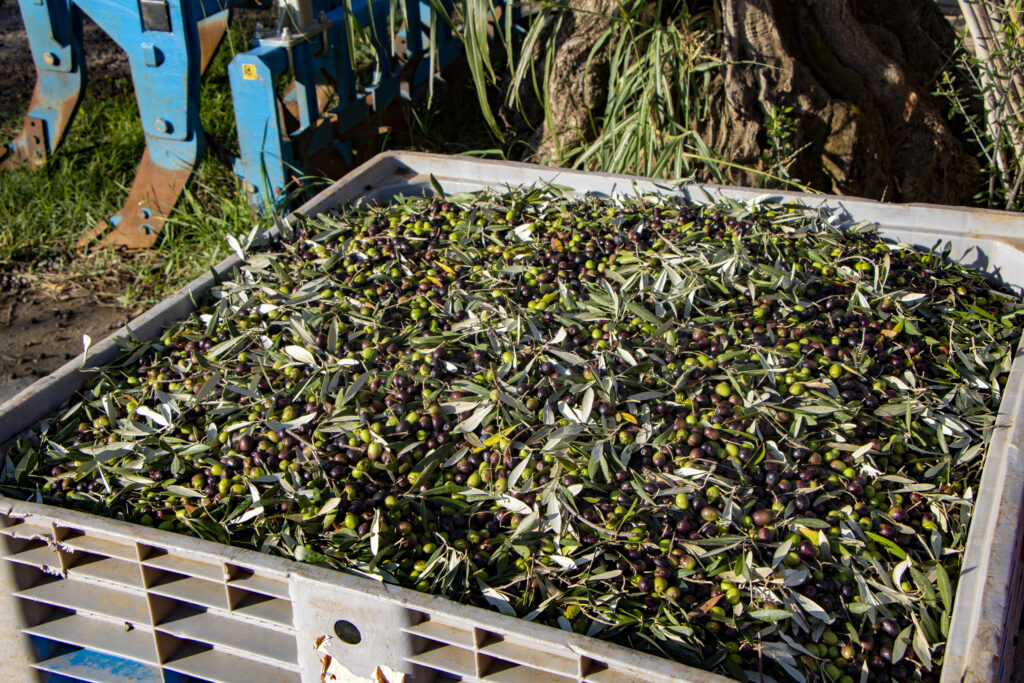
[402,612,655,682]
[2,519,300,682]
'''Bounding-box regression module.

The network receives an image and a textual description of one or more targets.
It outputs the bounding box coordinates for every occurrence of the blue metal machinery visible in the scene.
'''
[227,0,462,210]
[0,0,467,248]
[1,0,232,247]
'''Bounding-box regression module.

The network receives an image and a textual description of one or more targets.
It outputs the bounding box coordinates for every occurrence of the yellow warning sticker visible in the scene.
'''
[242,63,258,80]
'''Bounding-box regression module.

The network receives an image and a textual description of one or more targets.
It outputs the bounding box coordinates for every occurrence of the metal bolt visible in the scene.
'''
[42,52,58,66]
[154,119,171,134]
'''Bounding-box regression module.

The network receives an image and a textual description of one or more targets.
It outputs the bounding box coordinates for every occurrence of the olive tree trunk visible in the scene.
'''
[530,0,981,204]
[709,0,979,202]
[528,0,621,164]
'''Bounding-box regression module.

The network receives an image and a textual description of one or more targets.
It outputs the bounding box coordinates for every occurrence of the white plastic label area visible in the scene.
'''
[1,152,1023,683]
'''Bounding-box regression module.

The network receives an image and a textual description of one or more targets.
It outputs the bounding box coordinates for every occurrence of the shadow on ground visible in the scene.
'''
[0,273,138,403]
[0,2,131,120]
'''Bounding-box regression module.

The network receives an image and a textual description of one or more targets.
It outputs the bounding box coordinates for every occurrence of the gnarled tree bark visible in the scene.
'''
[708,0,980,203]
[529,0,620,164]
[528,0,981,204]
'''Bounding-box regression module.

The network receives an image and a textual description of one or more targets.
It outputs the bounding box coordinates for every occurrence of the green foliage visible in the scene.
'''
[561,2,725,180]
[761,104,799,182]
[936,1,1024,211]
[444,0,813,189]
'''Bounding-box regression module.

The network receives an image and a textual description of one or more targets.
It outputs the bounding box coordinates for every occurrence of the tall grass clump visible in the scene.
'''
[557,2,725,180]
[938,1,1024,209]
[440,0,817,188]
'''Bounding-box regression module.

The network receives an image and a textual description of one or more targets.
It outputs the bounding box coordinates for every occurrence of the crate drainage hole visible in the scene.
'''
[334,620,361,644]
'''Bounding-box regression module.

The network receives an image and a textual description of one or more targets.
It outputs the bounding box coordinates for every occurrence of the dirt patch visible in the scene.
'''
[0,273,139,402]
[0,2,131,120]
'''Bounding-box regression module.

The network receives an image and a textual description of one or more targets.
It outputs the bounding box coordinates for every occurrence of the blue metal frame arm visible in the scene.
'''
[73,0,229,247]
[229,43,294,207]
[75,0,205,166]
[1,0,85,168]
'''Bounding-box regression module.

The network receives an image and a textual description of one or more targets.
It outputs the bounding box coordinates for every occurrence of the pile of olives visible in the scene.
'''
[6,189,1023,682]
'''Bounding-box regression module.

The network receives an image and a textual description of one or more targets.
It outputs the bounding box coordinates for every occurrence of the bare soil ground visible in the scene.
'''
[0,272,139,402]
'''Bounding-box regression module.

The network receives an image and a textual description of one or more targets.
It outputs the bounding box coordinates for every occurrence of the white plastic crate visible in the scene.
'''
[2,152,1024,683]
[0,501,711,683]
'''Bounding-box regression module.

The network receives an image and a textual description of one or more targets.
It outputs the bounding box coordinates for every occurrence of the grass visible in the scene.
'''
[527,1,721,178]
[936,0,1024,211]
[402,71,510,159]
[0,26,266,307]
[561,3,734,182]
[0,80,148,265]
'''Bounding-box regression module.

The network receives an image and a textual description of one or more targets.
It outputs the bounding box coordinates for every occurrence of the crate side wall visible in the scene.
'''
[0,513,42,683]
[2,152,1024,683]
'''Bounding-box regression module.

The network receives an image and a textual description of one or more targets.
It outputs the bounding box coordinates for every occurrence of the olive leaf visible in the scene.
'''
[284,345,317,366]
